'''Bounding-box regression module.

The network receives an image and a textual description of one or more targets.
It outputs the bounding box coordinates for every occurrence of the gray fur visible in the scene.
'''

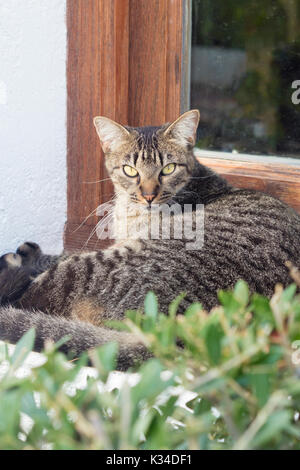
[1,110,300,369]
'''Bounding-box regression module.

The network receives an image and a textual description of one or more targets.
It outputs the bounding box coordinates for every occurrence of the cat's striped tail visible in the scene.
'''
[0,306,151,370]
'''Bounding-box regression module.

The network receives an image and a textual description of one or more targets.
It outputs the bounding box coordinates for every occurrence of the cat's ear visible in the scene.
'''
[93,116,132,154]
[163,110,200,148]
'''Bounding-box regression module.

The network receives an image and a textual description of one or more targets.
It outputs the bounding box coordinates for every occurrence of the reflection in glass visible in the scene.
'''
[191,0,300,158]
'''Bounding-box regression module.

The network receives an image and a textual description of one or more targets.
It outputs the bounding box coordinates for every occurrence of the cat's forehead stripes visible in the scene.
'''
[127,147,165,168]
[126,126,166,167]
[132,126,162,148]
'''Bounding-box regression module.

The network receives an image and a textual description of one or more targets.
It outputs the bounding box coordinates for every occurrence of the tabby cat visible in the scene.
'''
[1,110,300,370]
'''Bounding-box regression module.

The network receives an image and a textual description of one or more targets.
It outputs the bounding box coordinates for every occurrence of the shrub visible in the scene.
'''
[1,280,300,450]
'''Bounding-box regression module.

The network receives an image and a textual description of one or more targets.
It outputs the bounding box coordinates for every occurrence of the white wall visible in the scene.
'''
[0,0,66,255]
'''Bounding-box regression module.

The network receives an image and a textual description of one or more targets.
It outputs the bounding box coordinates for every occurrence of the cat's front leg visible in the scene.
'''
[0,242,62,307]
[16,241,61,275]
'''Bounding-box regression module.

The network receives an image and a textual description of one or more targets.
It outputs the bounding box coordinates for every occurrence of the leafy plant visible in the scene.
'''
[1,280,300,450]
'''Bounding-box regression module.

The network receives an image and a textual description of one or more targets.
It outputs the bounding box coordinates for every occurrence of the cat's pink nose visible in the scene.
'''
[143,194,156,203]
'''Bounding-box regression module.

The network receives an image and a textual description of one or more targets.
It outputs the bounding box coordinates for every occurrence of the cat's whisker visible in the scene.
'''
[95,212,114,235]
[82,215,110,250]
[72,207,99,234]
[96,213,114,240]
[96,204,115,216]
[81,225,99,250]
[82,208,115,250]
[82,177,112,184]
[74,195,118,237]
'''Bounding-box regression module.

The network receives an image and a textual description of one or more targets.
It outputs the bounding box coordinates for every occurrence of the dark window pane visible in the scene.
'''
[191,0,300,158]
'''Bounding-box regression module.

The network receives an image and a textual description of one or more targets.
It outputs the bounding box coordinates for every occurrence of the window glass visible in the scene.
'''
[191,0,300,158]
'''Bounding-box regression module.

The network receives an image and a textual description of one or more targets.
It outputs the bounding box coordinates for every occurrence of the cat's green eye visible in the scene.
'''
[123,165,138,177]
[161,163,176,175]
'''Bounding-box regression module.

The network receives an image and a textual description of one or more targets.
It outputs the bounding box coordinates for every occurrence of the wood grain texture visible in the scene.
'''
[66,0,185,250]
[66,0,129,247]
[166,0,184,121]
[129,0,183,125]
[198,157,300,214]
[64,222,112,253]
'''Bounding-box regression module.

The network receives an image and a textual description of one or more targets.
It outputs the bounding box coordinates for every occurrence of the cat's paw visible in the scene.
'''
[0,254,32,305]
[0,253,22,270]
[16,242,42,266]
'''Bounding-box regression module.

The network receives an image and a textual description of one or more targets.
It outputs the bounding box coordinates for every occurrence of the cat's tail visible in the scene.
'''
[0,306,151,370]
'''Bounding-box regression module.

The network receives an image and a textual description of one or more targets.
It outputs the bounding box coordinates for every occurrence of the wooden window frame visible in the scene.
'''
[65,0,300,251]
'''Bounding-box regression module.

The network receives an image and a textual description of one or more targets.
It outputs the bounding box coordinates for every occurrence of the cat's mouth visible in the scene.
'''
[130,191,174,207]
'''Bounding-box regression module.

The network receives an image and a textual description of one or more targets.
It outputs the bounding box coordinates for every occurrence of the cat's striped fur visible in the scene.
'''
[1,110,300,370]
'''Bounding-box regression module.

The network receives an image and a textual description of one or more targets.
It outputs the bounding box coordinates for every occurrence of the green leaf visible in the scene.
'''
[204,323,224,365]
[158,319,176,347]
[250,373,271,407]
[281,284,297,303]
[21,392,50,428]
[185,302,203,317]
[218,290,241,315]
[0,342,8,362]
[90,342,118,380]
[51,335,71,351]
[144,412,169,450]
[168,292,186,318]
[105,319,131,332]
[132,359,173,403]
[144,291,158,319]
[250,294,274,326]
[252,410,292,448]
[234,280,249,306]
[10,328,35,367]
[187,397,212,415]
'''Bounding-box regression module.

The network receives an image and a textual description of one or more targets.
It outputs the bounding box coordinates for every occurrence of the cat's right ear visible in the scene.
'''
[163,110,200,148]
[93,116,132,154]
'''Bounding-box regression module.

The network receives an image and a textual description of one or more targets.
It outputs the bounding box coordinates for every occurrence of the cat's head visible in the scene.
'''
[93,110,200,206]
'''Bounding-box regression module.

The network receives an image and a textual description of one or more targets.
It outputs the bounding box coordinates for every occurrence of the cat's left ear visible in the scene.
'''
[93,116,132,154]
[163,109,200,148]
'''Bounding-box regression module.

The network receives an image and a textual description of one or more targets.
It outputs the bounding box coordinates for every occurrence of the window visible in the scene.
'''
[191,0,300,160]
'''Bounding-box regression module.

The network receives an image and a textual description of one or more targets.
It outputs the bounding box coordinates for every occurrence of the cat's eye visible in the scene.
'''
[161,163,176,175]
[123,165,138,177]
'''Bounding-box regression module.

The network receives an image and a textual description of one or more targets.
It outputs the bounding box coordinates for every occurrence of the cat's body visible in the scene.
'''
[1,110,300,369]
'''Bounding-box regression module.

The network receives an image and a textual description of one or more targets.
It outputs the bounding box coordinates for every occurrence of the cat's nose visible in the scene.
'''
[143,194,156,204]
[141,184,159,205]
